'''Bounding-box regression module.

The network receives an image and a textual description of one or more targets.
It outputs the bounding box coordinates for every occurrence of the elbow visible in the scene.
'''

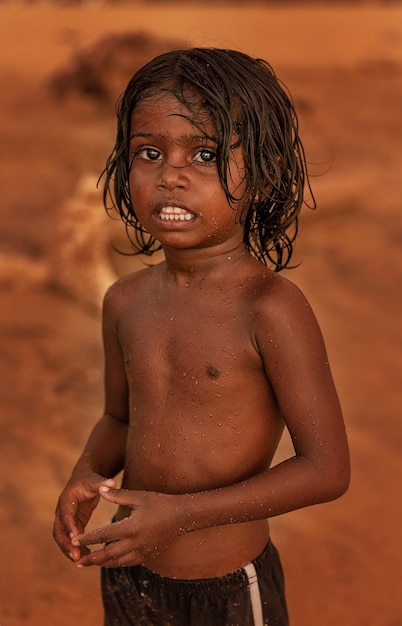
[319,459,351,503]
[326,471,350,502]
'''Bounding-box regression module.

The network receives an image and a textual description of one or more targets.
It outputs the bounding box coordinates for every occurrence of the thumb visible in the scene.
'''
[99,485,137,508]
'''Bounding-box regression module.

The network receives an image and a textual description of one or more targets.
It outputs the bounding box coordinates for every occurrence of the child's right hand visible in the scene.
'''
[53,473,116,563]
[69,486,185,568]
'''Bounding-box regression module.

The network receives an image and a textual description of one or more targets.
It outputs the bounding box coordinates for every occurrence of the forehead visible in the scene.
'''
[130,93,216,138]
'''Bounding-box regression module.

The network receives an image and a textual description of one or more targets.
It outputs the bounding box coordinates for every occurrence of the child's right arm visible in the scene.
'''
[52,414,127,562]
[53,286,129,563]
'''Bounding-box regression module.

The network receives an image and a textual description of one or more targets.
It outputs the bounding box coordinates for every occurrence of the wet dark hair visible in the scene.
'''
[102,47,315,270]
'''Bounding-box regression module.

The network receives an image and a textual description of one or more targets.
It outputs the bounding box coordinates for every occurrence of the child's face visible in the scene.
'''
[128,93,247,254]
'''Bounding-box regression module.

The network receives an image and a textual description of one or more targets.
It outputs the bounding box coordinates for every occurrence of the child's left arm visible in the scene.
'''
[249,278,351,508]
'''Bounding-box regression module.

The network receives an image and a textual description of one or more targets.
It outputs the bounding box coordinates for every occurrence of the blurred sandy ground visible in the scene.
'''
[1,2,402,625]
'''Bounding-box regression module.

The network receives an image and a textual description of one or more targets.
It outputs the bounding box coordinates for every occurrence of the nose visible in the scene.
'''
[158,161,189,191]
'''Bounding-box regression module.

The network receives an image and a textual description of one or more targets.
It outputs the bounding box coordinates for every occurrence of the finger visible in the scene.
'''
[63,478,115,537]
[72,524,112,548]
[78,477,113,504]
[101,552,143,568]
[53,517,87,562]
[100,542,165,568]
[53,518,74,559]
[98,485,139,507]
[72,518,130,547]
[100,478,117,489]
[75,540,140,569]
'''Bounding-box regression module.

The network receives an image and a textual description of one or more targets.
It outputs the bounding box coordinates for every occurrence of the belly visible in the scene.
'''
[122,407,283,494]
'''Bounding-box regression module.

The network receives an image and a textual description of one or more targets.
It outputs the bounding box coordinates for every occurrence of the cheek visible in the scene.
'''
[129,170,150,202]
[210,200,242,235]
[128,181,154,229]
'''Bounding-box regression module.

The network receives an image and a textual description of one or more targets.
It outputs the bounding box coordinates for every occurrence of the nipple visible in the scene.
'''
[206,365,220,379]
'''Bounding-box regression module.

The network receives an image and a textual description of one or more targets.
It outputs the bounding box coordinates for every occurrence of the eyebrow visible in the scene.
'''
[129,132,218,145]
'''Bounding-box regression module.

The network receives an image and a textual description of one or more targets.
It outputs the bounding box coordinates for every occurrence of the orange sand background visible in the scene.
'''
[1,2,402,625]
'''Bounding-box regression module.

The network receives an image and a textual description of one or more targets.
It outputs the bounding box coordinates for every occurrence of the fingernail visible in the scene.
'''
[99,486,110,493]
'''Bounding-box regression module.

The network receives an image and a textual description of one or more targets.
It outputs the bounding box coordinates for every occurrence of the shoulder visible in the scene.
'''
[101,264,160,320]
[247,269,332,394]
[248,264,311,318]
[248,267,321,348]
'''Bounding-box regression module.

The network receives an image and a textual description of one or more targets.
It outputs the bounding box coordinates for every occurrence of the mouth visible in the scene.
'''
[158,206,194,222]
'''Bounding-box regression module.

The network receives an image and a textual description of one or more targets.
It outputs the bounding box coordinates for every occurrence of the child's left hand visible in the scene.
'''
[71,486,185,568]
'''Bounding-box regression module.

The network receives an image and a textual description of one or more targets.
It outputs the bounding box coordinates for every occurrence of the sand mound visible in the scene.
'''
[47,30,184,105]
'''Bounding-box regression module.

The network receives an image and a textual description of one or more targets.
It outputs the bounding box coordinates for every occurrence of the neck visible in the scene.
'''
[162,241,250,286]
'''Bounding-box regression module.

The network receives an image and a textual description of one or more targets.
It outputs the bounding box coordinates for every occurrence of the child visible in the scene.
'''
[53,48,350,626]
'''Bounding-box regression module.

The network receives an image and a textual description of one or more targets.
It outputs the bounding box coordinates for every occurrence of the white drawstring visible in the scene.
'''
[243,562,264,626]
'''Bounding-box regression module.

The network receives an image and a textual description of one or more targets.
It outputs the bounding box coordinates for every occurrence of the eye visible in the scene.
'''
[135,147,162,161]
[193,149,217,164]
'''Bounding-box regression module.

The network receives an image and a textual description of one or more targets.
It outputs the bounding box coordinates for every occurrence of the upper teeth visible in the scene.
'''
[160,206,193,221]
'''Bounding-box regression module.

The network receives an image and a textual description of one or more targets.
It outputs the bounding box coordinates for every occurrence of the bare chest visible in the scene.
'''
[118,288,258,387]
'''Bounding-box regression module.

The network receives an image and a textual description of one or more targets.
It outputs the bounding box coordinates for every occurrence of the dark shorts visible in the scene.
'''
[101,540,288,626]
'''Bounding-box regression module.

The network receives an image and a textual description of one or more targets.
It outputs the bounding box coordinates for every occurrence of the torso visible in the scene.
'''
[112,257,285,578]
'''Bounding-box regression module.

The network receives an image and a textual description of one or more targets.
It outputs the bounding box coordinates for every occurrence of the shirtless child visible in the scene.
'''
[53,48,350,626]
